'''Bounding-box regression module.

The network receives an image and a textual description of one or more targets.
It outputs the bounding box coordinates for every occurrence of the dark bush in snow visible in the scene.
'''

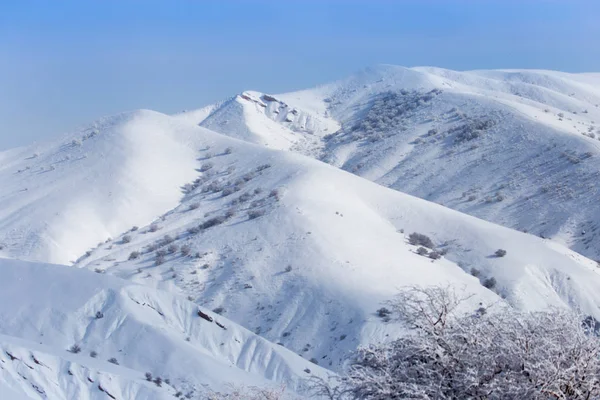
[128,251,140,260]
[187,226,201,235]
[200,215,227,229]
[160,235,175,246]
[95,311,104,319]
[167,244,179,254]
[255,163,271,172]
[149,224,160,233]
[376,307,391,318]
[482,276,497,289]
[428,251,441,260]
[416,246,429,256]
[199,162,214,172]
[107,357,119,365]
[89,351,97,358]
[223,147,233,155]
[408,232,434,249]
[212,307,225,315]
[145,372,152,381]
[248,209,266,219]
[69,344,81,354]
[155,253,166,266]
[284,265,293,273]
[470,267,481,277]
[188,202,200,210]
[495,249,507,257]
[153,377,162,387]
[121,235,132,244]
[180,244,192,256]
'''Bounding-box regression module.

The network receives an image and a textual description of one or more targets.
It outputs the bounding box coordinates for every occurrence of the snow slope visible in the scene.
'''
[73,118,600,373]
[190,65,600,260]
[0,110,210,264]
[3,65,600,397]
[0,258,328,399]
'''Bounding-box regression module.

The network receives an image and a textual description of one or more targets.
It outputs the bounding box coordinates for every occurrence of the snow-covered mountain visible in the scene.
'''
[2,65,600,398]
[189,65,600,261]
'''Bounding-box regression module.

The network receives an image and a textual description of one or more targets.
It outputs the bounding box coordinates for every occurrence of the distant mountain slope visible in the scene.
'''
[187,65,600,260]
[0,259,326,399]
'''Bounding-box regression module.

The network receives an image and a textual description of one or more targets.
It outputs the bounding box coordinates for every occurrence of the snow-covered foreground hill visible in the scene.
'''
[0,258,329,399]
[188,65,600,261]
[2,64,600,398]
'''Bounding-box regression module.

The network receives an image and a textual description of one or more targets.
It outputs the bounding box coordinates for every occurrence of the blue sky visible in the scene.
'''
[1,0,598,149]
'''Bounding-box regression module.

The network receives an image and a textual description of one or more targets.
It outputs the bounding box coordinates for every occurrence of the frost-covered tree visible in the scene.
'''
[316,286,600,399]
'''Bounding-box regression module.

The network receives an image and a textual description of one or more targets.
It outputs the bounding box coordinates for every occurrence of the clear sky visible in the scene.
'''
[1,0,598,150]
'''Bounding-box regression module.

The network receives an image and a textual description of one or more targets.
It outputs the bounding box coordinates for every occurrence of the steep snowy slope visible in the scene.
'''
[190,65,600,260]
[0,110,210,264]
[74,121,600,372]
[196,91,339,156]
[0,258,328,399]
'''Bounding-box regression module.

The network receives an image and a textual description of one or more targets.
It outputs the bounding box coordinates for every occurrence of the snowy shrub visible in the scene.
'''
[225,209,236,219]
[248,209,266,219]
[325,286,600,400]
[376,307,391,318]
[428,250,441,260]
[223,147,233,155]
[149,223,160,233]
[200,162,214,172]
[187,226,201,235]
[470,267,481,277]
[482,276,497,289]
[188,202,200,210]
[284,265,293,273]
[180,244,192,256]
[145,372,152,381]
[416,246,429,256]
[200,215,227,229]
[408,232,434,249]
[95,311,104,319]
[269,189,280,200]
[161,235,175,246]
[213,307,225,315]
[495,249,507,257]
[153,377,162,387]
[68,344,81,354]
[255,163,271,172]
[128,251,140,260]
[221,187,235,197]
[165,243,177,254]
[131,226,139,232]
[107,357,119,365]
[121,235,132,244]
[89,351,97,358]
[155,253,166,266]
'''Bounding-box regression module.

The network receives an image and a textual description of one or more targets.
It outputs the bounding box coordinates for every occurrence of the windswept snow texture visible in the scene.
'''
[0,259,328,399]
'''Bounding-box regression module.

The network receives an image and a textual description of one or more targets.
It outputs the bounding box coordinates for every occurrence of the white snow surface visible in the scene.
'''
[2,64,600,398]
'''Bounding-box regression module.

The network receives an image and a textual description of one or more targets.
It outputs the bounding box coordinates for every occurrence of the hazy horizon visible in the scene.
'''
[1,0,598,150]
